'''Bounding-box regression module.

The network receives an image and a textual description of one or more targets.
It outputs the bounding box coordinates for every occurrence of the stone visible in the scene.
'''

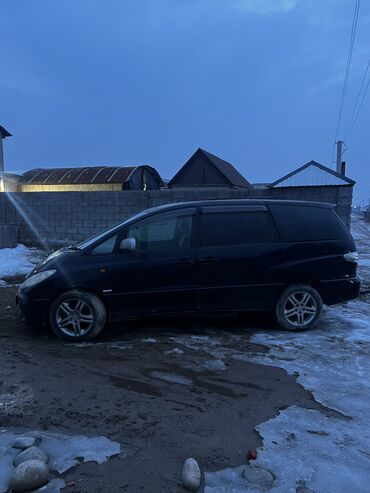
[182,458,201,491]
[296,480,316,493]
[242,465,275,490]
[10,459,49,492]
[12,436,37,450]
[14,446,49,467]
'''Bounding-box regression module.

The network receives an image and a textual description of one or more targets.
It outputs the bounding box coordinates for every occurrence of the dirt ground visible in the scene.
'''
[0,284,337,493]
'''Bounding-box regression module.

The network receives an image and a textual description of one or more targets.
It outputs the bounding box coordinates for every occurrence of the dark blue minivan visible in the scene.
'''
[17,200,360,341]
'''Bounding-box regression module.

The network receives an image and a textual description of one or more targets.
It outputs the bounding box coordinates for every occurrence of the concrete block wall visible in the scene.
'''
[0,185,353,248]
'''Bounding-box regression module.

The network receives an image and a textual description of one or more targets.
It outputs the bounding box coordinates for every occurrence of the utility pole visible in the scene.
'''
[336,140,344,174]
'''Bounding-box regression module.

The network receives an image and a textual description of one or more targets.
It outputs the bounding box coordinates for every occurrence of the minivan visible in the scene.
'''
[17,200,360,341]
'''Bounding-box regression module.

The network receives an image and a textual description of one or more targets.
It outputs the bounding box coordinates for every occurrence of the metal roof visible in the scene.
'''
[0,126,12,138]
[270,161,355,188]
[20,166,160,185]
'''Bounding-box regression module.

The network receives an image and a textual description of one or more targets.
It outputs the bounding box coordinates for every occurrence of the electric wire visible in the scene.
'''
[334,0,360,143]
[345,57,370,138]
[345,66,370,140]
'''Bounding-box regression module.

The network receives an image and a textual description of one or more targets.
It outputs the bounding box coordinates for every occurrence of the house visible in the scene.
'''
[168,148,253,190]
[18,165,163,192]
[269,160,355,188]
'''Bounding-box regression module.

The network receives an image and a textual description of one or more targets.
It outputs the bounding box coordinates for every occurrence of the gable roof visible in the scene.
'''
[169,148,253,189]
[270,160,355,188]
[0,126,12,138]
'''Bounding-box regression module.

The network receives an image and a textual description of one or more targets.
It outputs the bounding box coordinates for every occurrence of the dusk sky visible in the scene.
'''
[1,0,370,203]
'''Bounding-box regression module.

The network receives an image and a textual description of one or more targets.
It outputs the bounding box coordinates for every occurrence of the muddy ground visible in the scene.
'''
[0,285,334,492]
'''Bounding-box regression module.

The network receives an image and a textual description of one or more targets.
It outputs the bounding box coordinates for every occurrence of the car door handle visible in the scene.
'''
[199,256,219,265]
[176,258,195,267]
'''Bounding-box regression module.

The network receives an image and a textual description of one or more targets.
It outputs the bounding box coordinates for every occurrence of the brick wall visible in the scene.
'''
[0,186,353,248]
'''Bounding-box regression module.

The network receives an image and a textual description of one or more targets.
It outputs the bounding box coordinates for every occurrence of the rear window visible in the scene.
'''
[269,205,351,242]
[199,211,274,247]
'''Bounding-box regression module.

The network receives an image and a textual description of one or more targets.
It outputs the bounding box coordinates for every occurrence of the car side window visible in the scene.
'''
[269,205,351,242]
[127,211,194,251]
[199,211,273,247]
[90,234,118,255]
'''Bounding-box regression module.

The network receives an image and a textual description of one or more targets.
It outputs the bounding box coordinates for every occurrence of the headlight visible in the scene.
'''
[21,270,57,289]
[343,251,358,263]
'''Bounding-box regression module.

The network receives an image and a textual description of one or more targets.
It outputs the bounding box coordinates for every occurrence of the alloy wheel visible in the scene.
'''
[283,291,318,328]
[55,298,94,337]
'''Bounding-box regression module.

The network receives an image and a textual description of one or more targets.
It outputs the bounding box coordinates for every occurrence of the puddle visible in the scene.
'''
[109,375,163,397]
[150,371,192,386]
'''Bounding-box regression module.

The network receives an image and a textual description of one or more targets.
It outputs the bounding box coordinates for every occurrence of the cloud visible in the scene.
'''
[232,0,299,14]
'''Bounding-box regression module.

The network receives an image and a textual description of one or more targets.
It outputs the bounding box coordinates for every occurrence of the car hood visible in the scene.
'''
[26,246,78,278]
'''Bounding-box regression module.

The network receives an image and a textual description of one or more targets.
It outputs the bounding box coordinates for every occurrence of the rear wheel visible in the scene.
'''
[275,284,322,331]
[49,290,106,341]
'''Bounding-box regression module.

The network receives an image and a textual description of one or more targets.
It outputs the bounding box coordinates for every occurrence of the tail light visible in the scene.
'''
[344,251,358,263]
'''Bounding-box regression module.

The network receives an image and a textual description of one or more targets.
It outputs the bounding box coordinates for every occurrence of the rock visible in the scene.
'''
[13,436,37,450]
[296,480,316,493]
[10,459,49,492]
[242,465,275,490]
[182,458,201,491]
[14,446,49,467]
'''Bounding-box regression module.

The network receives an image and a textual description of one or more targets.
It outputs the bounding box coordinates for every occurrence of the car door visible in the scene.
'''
[85,207,198,319]
[196,205,285,311]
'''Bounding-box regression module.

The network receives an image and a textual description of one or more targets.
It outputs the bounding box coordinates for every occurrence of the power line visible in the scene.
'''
[346,145,370,167]
[345,57,370,137]
[334,0,360,143]
[345,67,370,140]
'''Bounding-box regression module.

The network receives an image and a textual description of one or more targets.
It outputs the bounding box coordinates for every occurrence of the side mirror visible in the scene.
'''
[119,237,136,253]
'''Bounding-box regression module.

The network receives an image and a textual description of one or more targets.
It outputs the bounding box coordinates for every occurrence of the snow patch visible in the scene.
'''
[205,298,370,492]
[203,359,226,371]
[0,429,120,493]
[0,244,43,281]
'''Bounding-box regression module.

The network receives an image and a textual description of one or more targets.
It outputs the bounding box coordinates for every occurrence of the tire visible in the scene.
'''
[49,290,107,341]
[275,284,322,331]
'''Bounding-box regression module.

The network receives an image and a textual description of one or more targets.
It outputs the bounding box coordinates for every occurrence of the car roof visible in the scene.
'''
[142,199,335,215]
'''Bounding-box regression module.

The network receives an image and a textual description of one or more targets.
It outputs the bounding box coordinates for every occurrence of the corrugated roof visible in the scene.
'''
[270,161,355,188]
[20,166,155,185]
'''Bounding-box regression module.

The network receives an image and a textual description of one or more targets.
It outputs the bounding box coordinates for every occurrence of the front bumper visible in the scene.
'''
[16,292,49,326]
[321,277,361,305]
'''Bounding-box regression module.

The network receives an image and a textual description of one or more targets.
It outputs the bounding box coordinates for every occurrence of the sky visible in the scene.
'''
[1,0,370,204]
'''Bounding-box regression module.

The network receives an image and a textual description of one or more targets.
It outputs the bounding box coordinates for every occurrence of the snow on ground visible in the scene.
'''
[0,244,44,285]
[205,219,370,492]
[0,429,120,493]
[351,215,370,287]
[205,298,370,493]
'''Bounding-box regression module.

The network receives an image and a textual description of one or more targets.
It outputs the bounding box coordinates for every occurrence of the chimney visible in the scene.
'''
[0,125,12,173]
[341,161,346,176]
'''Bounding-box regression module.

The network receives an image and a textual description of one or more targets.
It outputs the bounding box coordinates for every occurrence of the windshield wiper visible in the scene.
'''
[68,242,81,250]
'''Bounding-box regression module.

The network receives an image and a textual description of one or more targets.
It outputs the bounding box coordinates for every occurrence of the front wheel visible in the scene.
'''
[49,290,107,341]
[275,284,322,331]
